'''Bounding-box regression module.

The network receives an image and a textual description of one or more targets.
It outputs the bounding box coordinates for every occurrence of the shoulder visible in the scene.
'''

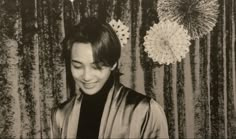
[53,97,75,113]
[148,99,167,123]
[118,83,151,104]
[121,84,165,114]
[117,83,156,114]
[51,97,76,128]
[117,83,169,138]
[117,83,165,112]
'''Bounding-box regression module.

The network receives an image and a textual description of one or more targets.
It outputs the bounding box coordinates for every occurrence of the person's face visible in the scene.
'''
[71,42,115,95]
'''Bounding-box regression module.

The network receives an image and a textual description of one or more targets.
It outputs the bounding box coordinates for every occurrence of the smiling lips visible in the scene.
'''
[83,82,96,89]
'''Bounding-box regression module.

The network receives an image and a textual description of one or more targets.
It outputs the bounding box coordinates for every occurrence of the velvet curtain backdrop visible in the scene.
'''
[0,0,235,138]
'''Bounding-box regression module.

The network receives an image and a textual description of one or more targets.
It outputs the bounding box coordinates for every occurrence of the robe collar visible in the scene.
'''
[65,78,123,138]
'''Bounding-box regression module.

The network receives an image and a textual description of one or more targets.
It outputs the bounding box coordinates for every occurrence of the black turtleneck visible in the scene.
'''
[76,75,114,139]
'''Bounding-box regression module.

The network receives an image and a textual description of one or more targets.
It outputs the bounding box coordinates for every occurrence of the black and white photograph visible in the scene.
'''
[0,0,235,138]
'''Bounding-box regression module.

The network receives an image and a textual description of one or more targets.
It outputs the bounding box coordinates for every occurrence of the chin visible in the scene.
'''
[81,88,100,95]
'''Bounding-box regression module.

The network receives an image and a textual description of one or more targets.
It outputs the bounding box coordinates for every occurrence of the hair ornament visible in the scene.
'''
[143,20,191,65]
[109,19,130,47]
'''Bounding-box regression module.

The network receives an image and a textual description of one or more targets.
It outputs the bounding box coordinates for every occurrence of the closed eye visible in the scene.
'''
[71,61,83,69]
[72,64,82,69]
[91,64,102,70]
[92,62,109,70]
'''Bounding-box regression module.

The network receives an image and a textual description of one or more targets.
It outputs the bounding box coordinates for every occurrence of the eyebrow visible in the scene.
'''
[71,59,97,65]
[71,60,82,64]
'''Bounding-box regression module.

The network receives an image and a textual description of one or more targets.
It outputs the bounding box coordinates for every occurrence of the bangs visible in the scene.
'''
[65,17,121,67]
[92,33,113,66]
[91,28,120,67]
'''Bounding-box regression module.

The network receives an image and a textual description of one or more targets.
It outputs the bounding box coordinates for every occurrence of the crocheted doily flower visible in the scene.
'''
[109,19,129,47]
[157,0,219,39]
[144,20,191,65]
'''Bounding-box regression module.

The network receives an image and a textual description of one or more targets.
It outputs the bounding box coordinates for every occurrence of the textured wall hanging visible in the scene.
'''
[157,0,219,39]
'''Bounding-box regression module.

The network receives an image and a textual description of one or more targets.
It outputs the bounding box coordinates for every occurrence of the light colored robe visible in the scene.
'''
[50,82,169,139]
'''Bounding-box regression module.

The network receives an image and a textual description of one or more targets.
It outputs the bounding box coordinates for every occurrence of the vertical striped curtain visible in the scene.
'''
[0,0,235,138]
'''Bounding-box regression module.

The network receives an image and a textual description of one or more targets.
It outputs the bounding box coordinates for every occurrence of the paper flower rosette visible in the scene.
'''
[157,0,219,39]
[109,19,129,47]
[143,20,191,65]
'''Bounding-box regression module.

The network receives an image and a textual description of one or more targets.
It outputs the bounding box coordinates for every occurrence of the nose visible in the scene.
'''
[82,68,93,81]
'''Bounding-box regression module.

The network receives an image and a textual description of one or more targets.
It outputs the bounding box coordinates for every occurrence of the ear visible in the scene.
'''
[111,62,117,71]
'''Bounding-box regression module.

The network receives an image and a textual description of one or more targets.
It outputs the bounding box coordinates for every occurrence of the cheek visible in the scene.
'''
[71,67,82,79]
[98,69,111,80]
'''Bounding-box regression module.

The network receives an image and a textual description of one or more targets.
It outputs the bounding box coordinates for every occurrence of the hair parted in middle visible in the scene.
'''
[64,17,121,67]
[62,17,122,96]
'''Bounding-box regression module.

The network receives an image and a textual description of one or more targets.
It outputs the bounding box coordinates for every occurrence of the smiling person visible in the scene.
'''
[50,17,169,139]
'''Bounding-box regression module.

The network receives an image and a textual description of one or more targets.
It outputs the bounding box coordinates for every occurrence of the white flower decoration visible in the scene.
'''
[144,20,191,65]
[109,19,129,47]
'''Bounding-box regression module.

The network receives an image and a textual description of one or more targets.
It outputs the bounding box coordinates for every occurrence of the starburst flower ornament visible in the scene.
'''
[157,0,219,39]
[144,20,191,65]
[109,19,129,47]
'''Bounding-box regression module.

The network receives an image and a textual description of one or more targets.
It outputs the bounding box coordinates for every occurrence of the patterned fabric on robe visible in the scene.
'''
[50,82,169,139]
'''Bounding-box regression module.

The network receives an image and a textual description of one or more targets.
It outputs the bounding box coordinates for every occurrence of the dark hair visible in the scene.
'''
[62,17,121,97]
